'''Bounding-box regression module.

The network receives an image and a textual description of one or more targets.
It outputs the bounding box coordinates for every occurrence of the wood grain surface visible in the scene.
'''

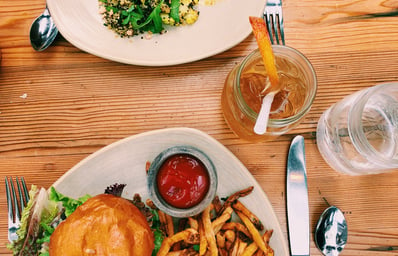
[1,0,398,255]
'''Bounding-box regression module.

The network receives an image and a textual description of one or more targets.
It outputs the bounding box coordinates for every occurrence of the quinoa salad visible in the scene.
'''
[98,0,200,38]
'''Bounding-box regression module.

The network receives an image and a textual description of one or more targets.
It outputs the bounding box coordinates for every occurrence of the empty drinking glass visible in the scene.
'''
[317,82,398,175]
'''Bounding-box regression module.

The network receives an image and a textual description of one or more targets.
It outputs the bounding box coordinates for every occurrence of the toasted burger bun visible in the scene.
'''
[49,194,154,256]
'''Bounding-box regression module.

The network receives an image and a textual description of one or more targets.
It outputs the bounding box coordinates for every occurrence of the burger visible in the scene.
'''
[7,184,160,256]
[49,194,154,255]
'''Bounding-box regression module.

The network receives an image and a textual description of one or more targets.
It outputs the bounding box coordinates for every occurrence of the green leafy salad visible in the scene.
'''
[98,0,199,38]
[7,184,164,256]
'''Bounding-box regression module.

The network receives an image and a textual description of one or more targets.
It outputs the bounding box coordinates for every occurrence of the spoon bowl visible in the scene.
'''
[30,5,58,51]
[315,206,348,256]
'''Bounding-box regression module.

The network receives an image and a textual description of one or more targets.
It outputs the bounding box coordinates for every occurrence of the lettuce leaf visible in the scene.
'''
[7,186,64,256]
[7,186,91,256]
[49,187,90,217]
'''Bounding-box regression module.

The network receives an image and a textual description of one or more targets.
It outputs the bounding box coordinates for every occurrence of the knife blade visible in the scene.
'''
[287,135,310,256]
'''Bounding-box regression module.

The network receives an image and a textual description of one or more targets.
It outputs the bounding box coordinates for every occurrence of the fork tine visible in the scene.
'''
[5,177,13,221]
[272,14,280,45]
[20,177,30,205]
[264,14,274,44]
[10,177,21,222]
[277,13,285,45]
[16,177,29,213]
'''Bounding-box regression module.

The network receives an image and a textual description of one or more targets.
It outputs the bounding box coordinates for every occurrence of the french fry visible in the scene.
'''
[254,249,264,256]
[177,218,188,232]
[224,229,236,243]
[241,242,259,256]
[216,232,225,249]
[198,217,208,256]
[232,200,264,231]
[225,241,233,251]
[263,229,273,245]
[236,211,270,255]
[188,217,199,231]
[202,204,218,256]
[230,238,240,256]
[157,228,200,256]
[221,222,251,239]
[166,248,197,256]
[237,240,248,255]
[218,186,254,216]
[154,186,274,256]
[158,210,175,237]
[212,196,223,215]
[146,198,156,209]
[146,161,151,173]
[212,206,233,234]
[218,248,228,256]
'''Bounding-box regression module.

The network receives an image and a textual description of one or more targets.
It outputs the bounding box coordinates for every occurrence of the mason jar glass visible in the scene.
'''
[317,82,398,175]
[221,45,317,142]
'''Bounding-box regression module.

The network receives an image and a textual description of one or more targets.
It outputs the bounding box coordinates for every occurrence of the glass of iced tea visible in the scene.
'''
[221,45,317,142]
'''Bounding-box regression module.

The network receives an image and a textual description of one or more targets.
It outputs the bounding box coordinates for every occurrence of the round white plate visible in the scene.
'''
[52,127,289,255]
[47,0,265,66]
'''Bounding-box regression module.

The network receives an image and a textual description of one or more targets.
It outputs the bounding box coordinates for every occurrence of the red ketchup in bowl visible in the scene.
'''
[156,154,210,209]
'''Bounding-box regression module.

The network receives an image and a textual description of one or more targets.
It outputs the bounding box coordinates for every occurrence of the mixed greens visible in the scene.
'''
[6,186,90,256]
[98,0,199,38]
[7,184,164,256]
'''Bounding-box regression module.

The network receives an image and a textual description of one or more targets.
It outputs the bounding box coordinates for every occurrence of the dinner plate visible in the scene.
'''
[46,0,265,66]
[52,127,289,255]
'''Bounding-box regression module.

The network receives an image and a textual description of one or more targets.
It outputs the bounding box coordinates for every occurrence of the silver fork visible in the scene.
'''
[5,177,30,242]
[263,0,285,45]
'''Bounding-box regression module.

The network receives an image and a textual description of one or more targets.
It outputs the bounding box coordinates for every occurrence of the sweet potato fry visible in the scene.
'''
[157,229,200,256]
[232,200,264,231]
[202,204,218,256]
[236,211,270,255]
[249,16,279,89]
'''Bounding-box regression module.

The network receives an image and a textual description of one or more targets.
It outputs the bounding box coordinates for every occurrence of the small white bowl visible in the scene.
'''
[147,145,218,218]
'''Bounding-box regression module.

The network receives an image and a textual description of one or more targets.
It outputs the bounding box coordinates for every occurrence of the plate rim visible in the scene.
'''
[47,0,265,66]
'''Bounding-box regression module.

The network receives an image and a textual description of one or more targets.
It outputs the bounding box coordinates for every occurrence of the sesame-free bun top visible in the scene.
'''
[49,194,154,256]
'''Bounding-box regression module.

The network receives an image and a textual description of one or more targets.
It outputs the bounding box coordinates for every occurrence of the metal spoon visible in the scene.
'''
[315,206,348,256]
[29,5,58,51]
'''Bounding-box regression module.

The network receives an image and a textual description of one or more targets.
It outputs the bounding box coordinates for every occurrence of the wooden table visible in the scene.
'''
[1,0,398,255]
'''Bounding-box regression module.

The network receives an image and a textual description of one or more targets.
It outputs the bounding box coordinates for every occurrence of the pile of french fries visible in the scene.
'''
[149,186,274,256]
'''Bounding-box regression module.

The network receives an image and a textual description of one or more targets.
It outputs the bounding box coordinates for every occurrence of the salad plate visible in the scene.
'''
[52,127,289,255]
[46,0,265,66]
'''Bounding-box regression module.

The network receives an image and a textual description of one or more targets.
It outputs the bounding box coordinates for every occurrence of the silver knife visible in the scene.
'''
[287,135,310,256]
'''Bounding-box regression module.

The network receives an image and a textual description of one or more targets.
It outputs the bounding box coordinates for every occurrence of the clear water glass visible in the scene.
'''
[317,82,398,175]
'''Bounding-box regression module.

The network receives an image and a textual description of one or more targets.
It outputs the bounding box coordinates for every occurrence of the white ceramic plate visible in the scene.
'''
[46,0,265,66]
[52,127,289,255]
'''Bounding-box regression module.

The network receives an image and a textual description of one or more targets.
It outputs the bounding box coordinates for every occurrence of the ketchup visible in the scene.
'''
[156,154,210,209]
